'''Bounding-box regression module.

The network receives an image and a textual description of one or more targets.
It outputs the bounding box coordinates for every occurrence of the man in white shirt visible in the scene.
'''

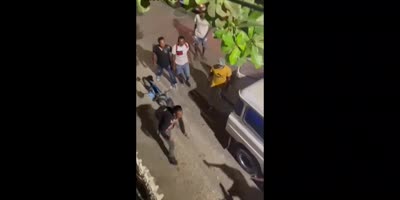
[193,11,211,60]
[172,36,192,87]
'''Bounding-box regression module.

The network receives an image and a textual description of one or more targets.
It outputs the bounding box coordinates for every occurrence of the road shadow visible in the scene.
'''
[136,44,155,70]
[189,89,231,148]
[136,104,170,158]
[172,18,196,56]
[136,89,145,98]
[188,62,233,147]
[203,160,263,200]
[219,183,233,200]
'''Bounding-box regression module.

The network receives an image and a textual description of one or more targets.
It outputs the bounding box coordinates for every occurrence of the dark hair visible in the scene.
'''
[172,105,183,113]
[178,36,185,42]
[158,37,164,43]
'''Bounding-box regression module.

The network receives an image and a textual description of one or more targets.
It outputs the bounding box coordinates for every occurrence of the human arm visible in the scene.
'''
[224,67,232,87]
[171,45,177,70]
[152,46,158,66]
[193,15,198,35]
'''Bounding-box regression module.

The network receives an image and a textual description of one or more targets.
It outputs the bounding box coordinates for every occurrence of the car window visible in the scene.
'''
[244,107,264,140]
[234,100,244,116]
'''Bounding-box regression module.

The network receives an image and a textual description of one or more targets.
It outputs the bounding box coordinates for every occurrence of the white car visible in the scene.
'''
[225,79,264,176]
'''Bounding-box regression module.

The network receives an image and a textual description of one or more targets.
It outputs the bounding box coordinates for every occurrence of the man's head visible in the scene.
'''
[177,36,185,46]
[158,36,165,47]
[172,105,183,119]
[199,11,206,19]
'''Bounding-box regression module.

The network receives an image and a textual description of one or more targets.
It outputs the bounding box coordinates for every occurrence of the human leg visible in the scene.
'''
[182,63,191,81]
[156,65,163,81]
[175,64,185,84]
[201,37,207,57]
[166,65,177,86]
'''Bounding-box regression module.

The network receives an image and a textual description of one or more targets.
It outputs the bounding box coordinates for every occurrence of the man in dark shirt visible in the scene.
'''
[152,37,177,89]
[158,105,183,165]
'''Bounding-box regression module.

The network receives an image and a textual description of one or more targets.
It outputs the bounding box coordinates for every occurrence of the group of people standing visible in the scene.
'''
[152,9,214,88]
[151,8,233,166]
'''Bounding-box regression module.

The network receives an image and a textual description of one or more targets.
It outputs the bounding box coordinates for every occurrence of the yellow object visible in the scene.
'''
[210,65,232,87]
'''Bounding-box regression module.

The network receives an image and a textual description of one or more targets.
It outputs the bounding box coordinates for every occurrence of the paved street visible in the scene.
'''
[136,2,263,200]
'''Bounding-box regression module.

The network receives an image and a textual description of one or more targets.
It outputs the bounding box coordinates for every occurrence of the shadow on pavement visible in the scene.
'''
[136,89,145,98]
[189,61,233,148]
[136,44,154,70]
[136,104,170,158]
[188,89,231,148]
[203,160,263,200]
[219,183,233,200]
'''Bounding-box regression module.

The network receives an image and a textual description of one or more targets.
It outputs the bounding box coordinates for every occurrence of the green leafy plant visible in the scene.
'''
[208,0,264,68]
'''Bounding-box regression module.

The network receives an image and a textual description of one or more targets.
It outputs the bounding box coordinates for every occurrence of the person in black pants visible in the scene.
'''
[158,105,183,165]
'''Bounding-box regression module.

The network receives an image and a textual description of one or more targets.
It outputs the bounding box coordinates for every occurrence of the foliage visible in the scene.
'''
[137,0,264,69]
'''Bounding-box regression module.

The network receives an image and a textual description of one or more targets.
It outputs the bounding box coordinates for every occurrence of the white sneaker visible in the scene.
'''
[170,84,177,89]
[156,76,161,82]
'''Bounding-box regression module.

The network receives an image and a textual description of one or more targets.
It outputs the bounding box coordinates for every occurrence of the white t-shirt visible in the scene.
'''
[194,14,209,39]
[172,43,190,65]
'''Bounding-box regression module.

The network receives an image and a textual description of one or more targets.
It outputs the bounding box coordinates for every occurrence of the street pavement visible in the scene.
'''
[136,2,264,200]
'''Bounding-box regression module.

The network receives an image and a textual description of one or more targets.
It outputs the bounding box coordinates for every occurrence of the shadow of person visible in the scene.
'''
[219,183,233,200]
[136,104,170,158]
[188,64,232,148]
[136,44,156,71]
[203,160,263,200]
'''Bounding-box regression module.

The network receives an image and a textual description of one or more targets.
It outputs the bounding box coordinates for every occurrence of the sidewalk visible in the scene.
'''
[136,2,263,200]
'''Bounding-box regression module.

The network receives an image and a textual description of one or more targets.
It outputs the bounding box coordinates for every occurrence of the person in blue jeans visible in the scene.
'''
[172,36,192,87]
[152,37,177,88]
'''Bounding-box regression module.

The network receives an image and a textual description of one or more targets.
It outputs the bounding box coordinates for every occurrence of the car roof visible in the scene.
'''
[239,79,264,117]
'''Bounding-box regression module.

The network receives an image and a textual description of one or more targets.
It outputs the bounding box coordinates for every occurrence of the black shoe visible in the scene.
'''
[185,80,191,87]
[168,156,178,165]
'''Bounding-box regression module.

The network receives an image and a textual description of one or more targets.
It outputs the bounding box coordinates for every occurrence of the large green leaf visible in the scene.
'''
[235,31,250,51]
[239,7,251,21]
[214,28,225,39]
[254,26,263,34]
[251,46,264,69]
[216,0,224,5]
[137,0,150,13]
[215,3,228,17]
[248,11,263,22]
[215,18,226,28]
[223,1,241,18]
[195,0,209,4]
[248,27,254,38]
[183,0,190,5]
[253,34,264,49]
[229,46,241,65]
[221,44,233,54]
[222,31,235,48]
[207,0,216,18]
[243,42,252,57]
[236,56,247,67]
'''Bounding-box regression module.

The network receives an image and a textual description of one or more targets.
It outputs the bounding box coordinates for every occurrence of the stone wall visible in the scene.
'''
[136,152,164,200]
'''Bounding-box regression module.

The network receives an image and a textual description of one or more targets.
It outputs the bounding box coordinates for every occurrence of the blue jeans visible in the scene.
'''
[176,63,190,81]
[194,36,207,48]
[156,65,177,85]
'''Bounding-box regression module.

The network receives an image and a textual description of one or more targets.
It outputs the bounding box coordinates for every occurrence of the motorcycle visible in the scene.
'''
[140,75,174,107]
